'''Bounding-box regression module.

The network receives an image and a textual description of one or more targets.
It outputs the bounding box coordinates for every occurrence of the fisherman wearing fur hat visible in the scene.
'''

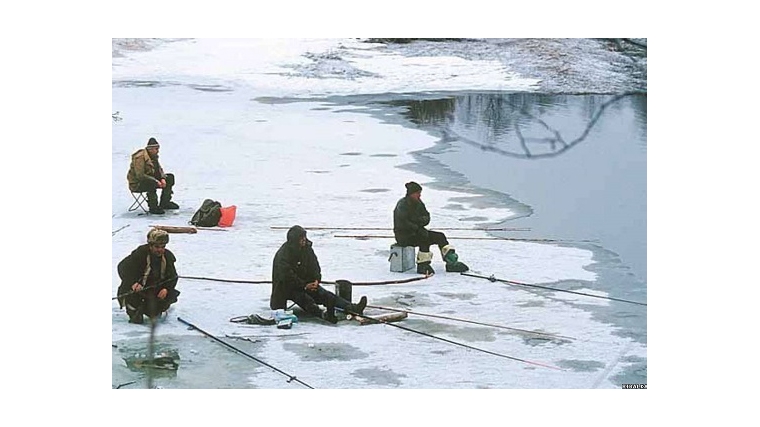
[127,137,179,214]
[393,181,469,275]
[271,225,367,324]
[117,228,180,324]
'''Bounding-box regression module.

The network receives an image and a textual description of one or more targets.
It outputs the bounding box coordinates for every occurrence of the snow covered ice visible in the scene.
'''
[112,38,646,389]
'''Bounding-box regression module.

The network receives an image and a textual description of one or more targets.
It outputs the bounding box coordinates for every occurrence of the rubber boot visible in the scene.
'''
[416,251,435,275]
[147,192,165,214]
[302,301,335,324]
[331,293,364,316]
[321,309,339,324]
[443,246,469,272]
[159,188,179,210]
[127,305,144,324]
[353,296,368,315]
[322,299,338,324]
[445,260,469,273]
[336,295,368,315]
[303,301,323,317]
[442,247,458,264]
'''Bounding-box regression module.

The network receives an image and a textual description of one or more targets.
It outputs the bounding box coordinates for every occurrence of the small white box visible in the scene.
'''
[389,244,416,272]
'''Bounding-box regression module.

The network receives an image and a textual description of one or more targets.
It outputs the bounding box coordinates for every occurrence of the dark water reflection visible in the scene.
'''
[388,93,647,286]
[246,90,648,383]
[391,93,646,158]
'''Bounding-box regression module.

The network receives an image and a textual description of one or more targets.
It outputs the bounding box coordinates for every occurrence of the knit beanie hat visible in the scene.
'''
[405,181,422,195]
[146,137,160,149]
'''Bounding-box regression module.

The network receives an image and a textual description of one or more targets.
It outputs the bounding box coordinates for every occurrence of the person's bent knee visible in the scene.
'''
[137,179,158,192]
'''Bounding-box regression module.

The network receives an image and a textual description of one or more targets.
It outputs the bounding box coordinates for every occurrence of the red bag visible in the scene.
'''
[218,205,237,227]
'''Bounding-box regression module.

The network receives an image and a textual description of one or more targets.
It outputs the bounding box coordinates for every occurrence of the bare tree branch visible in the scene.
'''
[455,93,636,159]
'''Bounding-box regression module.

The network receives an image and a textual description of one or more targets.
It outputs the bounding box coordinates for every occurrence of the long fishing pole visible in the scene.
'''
[180,275,432,286]
[338,308,563,371]
[271,226,531,232]
[462,272,647,306]
[112,224,130,236]
[146,309,158,389]
[149,224,228,232]
[112,276,179,300]
[322,275,431,286]
[366,304,576,341]
[179,276,271,284]
[177,317,315,389]
[334,235,590,243]
[114,381,137,389]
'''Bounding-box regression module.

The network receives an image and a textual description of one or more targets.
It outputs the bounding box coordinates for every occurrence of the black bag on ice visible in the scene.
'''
[189,199,222,227]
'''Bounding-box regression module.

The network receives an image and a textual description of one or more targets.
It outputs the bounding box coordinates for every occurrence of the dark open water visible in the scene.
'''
[321,92,646,289]
[394,93,647,281]
[382,92,648,384]
[332,92,648,384]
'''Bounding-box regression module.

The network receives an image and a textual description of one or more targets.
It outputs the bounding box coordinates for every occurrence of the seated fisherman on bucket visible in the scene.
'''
[271,225,367,324]
[117,228,180,324]
[393,181,469,275]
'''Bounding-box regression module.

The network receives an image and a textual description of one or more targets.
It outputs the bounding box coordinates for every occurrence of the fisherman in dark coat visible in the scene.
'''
[117,228,180,324]
[393,181,469,275]
[271,225,367,324]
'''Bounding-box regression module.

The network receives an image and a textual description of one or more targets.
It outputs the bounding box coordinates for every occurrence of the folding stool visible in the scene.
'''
[129,191,149,214]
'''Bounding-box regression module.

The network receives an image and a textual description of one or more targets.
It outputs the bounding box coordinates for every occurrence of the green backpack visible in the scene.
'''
[189,199,222,227]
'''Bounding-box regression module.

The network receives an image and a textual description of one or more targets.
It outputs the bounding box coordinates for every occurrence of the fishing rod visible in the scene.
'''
[366,304,576,341]
[462,272,647,307]
[177,317,315,389]
[271,226,531,232]
[114,381,137,389]
[338,307,563,371]
[149,225,228,233]
[112,276,179,300]
[334,235,588,243]
[322,275,431,286]
[180,275,432,286]
[112,224,130,236]
[146,308,159,389]
[179,276,271,284]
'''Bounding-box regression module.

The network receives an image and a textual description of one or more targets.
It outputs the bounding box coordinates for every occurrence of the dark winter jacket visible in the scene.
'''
[270,226,322,309]
[127,149,165,192]
[117,244,179,307]
[393,196,431,245]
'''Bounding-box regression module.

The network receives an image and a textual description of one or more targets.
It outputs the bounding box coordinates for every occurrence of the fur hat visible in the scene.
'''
[147,228,169,245]
[146,137,160,149]
[405,181,422,195]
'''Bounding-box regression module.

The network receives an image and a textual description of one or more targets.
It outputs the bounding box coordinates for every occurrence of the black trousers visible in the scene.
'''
[123,287,180,318]
[288,286,353,317]
[396,229,449,253]
[135,173,175,198]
